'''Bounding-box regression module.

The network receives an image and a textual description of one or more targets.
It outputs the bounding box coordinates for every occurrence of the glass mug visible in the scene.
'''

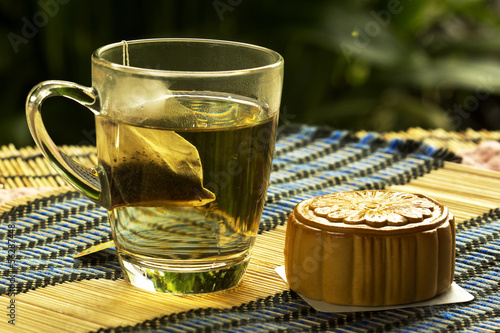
[26,38,284,294]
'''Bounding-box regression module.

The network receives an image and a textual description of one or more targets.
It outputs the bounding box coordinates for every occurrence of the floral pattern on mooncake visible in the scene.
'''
[309,190,436,227]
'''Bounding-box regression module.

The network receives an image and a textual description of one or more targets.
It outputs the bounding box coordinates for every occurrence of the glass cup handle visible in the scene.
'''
[26,80,101,201]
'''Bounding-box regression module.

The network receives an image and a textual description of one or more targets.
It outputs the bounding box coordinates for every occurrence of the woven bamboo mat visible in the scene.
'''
[0,144,97,189]
[357,127,500,153]
[1,126,499,332]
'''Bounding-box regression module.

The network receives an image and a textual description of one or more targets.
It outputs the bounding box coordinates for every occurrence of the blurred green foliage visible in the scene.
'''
[1,0,500,147]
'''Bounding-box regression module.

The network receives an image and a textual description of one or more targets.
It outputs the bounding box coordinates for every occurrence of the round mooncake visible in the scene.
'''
[284,190,455,306]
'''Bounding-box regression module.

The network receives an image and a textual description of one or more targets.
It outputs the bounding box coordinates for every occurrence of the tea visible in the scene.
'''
[95,92,278,293]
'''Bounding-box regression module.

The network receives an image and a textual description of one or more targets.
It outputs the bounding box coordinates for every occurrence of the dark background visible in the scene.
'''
[2,0,500,147]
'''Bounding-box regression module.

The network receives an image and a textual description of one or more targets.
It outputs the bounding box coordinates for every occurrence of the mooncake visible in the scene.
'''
[284,190,455,306]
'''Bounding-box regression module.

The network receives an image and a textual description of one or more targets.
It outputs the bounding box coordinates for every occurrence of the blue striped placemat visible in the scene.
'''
[3,125,497,332]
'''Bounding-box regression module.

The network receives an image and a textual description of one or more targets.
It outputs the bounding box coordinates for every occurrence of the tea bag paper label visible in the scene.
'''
[275,266,474,313]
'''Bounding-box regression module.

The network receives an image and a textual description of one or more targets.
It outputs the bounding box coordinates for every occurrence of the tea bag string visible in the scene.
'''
[122,40,130,66]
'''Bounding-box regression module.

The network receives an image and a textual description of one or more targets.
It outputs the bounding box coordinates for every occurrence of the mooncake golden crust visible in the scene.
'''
[284,190,455,306]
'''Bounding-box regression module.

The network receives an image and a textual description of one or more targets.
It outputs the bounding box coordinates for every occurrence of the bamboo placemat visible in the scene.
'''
[0,144,97,190]
[1,126,499,332]
[357,127,500,153]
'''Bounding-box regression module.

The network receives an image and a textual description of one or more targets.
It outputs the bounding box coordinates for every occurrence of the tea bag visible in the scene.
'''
[110,125,216,207]
[105,77,215,207]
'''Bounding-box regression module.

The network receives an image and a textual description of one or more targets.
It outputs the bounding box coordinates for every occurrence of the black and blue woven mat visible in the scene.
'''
[1,125,498,332]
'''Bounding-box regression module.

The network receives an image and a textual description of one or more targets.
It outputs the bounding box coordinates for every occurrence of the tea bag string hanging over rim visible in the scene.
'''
[122,40,130,67]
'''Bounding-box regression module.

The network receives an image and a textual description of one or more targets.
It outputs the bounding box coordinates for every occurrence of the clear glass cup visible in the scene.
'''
[26,38,284,294]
